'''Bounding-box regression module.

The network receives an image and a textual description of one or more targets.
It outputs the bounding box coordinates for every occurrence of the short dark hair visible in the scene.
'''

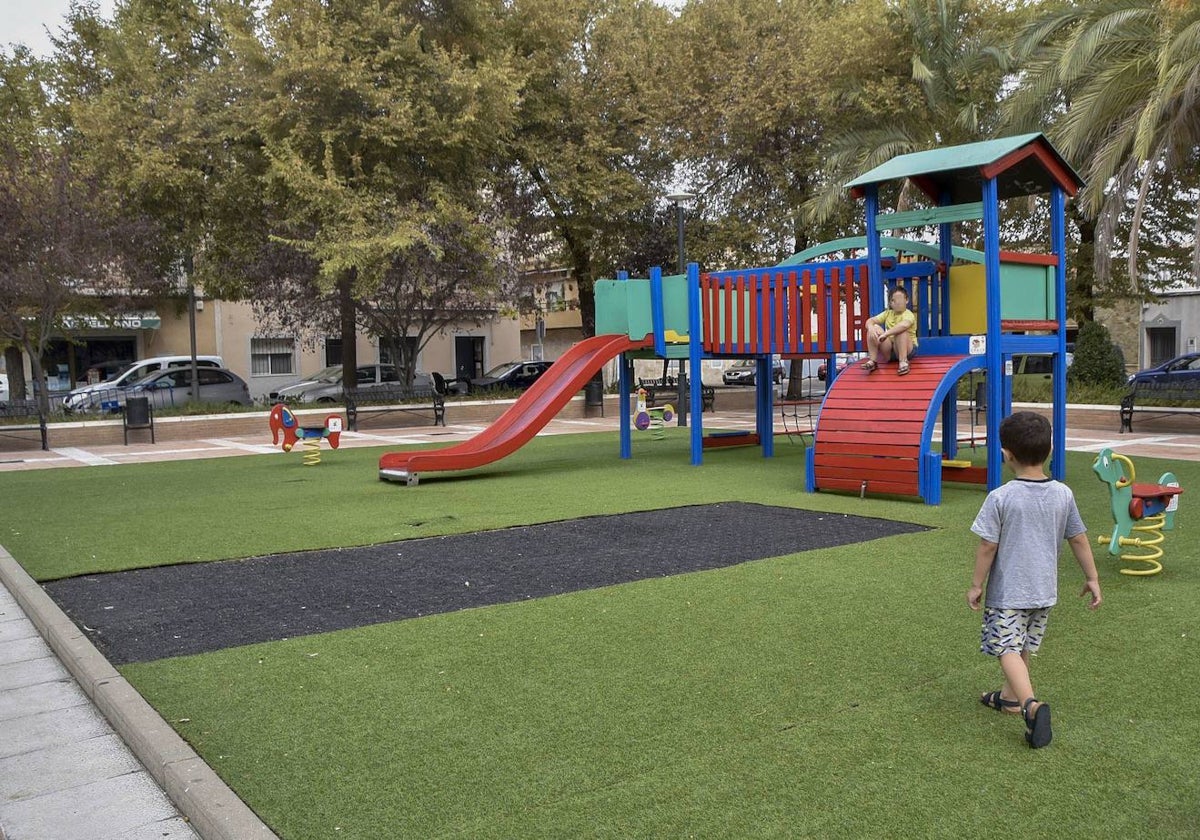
[999,411,1052,466]
[890,287,909,302]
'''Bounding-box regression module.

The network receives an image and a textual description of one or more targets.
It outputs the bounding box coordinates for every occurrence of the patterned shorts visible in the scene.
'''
[980,607,1050,657]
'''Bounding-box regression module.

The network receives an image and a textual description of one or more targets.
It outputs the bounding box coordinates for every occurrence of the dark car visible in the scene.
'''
[721,358,785,386]
[817,354,864,381]
[470,361,553,392]
[1127,352,1200,386]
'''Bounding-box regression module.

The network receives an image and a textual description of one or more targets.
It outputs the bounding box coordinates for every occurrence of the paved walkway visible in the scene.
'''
[0,580,200,840]
[3,402,1200,472]
[2,403,1198,839]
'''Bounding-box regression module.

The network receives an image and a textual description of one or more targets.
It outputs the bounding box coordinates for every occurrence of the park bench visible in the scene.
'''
[637,377,715,412]
[1120,379,1200,432]
[344,385,446,431]
[0,399,50,449]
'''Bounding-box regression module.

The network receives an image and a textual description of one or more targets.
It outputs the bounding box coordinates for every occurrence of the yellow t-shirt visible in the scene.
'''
[873,309,918,346]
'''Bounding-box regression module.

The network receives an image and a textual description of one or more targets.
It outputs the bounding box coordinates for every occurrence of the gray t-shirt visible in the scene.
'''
[970,478,1087,609]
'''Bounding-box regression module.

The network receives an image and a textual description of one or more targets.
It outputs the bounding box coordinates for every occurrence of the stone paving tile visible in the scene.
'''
[0,654,68,692]
[0,620,37,645]
[0,703,111,760]
[0,635,52,667]
[0,734,143,802]
[0,678,88,722]
[107,817,203,839]
[0,771,189,840]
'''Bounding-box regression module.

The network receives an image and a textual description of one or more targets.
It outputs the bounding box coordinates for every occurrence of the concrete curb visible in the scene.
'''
[0,546,278,840]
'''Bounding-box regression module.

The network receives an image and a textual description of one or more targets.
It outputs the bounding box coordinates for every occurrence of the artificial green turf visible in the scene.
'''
[3,431,1199,837]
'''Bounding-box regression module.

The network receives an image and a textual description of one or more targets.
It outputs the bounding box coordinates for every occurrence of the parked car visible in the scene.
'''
[0,373,8,403]
[79,359,133,387]
[817,353,866,381]
[124,367,252,410]
[270,364,433,404]
[1126,352,1200,386]
[469,360,553,393]
[63,355,224,413]
[721,358,786,386]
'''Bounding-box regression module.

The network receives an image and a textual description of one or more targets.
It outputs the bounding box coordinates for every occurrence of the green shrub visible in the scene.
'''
[1068,321,1127,387]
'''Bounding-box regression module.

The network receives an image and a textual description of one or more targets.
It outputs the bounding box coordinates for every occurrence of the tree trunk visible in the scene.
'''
[339,271,358,393]
[1069,204,1097,324]
[571,243,596,338]
[21,338,51,450]
[4,346,26,400]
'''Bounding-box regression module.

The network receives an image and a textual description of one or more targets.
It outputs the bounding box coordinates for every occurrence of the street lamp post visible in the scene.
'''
[665,191,695,427]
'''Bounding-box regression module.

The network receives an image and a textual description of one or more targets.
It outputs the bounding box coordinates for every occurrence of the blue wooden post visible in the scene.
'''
[757,356,776,457]
[982,178,1004,489]
[939,189,957,459]
[688,262,704,465]
[864,187,884,316]
[1051,186,1068,480]
[619,354,632,459]
[649,266,665,357]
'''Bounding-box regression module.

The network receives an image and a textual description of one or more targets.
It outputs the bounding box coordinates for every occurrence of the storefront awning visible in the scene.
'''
[63,311,161,330]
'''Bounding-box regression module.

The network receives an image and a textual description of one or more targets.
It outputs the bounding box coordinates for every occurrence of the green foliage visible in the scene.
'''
[1069,320,1128,387]
[1004,0,1200,291]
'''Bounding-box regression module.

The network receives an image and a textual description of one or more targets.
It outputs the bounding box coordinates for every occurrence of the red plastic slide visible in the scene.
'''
[379,333,650,484]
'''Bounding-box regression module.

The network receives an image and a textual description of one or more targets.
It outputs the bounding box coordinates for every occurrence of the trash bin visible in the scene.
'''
[125,396,151,427]
[123,395,155,444]
[584,375,605,416]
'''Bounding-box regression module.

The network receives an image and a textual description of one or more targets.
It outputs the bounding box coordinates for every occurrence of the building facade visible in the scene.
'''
[1137,290,1200,370]
[17,295,524,401]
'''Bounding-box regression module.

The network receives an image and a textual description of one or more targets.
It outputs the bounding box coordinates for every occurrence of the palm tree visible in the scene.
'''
[804,0,1013,222]
[1005,0,1200,291]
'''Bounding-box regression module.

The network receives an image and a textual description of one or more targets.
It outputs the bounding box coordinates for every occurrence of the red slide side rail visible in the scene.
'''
[379,334,651,480]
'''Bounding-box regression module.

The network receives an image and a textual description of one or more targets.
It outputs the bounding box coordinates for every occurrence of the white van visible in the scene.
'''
[63,355,224,413]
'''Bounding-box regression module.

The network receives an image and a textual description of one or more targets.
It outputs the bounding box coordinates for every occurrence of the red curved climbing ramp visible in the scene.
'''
[810,355,968,498]
[379,333,650,484]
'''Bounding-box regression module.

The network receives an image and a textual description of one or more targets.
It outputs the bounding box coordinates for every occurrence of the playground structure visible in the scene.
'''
[269,404,344,466]
[380,133,1082,500]
[1092,448,1183,576]
[633,387,674,438]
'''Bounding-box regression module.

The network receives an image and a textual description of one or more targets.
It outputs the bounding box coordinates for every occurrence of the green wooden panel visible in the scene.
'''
[875,202,984,230]
[1000,263,1055,320]
[594,279,630,337]
[661,274,691,338]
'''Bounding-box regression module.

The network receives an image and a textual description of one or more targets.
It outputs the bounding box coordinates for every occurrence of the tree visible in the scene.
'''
[50,0,255,398]
[664,0,894,266]
[355,215,520,384]
[1069,320,1127,387]
[227,0,523,383]
[500,0,675,334]
[0,141,167,418]
[0,47,169,429]
[1005,0,1200,292]
[804,0,1018,223]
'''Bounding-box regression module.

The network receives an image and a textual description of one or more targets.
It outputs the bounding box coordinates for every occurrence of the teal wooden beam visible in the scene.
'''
[875,201,984,231]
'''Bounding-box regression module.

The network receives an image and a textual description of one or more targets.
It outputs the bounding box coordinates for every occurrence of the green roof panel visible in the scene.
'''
[845,133,1084,202]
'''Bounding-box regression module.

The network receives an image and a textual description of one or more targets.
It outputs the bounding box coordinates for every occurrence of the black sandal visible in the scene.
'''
[980,690,1020,713]
[1022,698,1052,748]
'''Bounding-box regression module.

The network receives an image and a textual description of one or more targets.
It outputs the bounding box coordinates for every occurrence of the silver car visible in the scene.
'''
[126,367,252,410]
[270,364,433,403]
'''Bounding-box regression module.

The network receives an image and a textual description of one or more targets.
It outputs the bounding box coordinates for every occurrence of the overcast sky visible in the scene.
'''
[0,0,115,58]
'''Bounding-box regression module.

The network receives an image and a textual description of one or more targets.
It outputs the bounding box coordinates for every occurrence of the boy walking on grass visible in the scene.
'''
[967,411,1103,748]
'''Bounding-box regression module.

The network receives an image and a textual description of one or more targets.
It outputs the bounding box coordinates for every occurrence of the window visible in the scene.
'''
[379,337,418,369]
[324,338,342,367]
[251,338,295,376]
[198,369,233,386]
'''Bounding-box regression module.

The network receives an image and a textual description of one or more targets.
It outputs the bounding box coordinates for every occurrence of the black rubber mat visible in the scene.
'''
[45,503,928,664]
